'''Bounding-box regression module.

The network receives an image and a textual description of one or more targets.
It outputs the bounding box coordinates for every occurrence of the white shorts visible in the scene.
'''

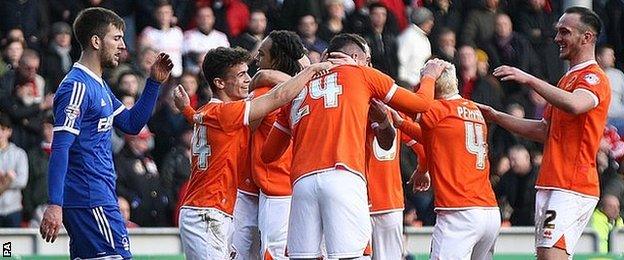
[179,207,234,260]
[534,189,598,255]
[232,191,260,260]
[431,208,501,260]
[371,211,404,260]
[258,193,291,259]
[288,169,372,259]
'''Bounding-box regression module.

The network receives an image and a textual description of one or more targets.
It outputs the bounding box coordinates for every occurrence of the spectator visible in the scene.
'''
[397,7,433,87]
[597,45,624,134]
[139,1,184,78]
[496,145,538,226]
[0,114,28,227]
[159,123,192,221]
[433,27,457,62]
[590,194,623,253]
[22,114,52,227]
[41,22,76,92]
[457,45,503,111]
[606,0,623,69]
[182,6,230,74]
[0,39,25,80]
[515,0,563,85]
[428,0,462,40]
[461,0,500,48]
[115,127,172,227]
[362,3,399,78]
[134,47,158,88]
[118,196,140,228]
[318,0,346,42]
[114,71,141,98]
[297,14,328,54]
[483,13,538,108]
[232,9,268,52]
[0,0,44,50]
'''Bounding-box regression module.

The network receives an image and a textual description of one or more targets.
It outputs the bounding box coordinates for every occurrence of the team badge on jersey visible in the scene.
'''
[583,73,599,85]
[65,104,81,119]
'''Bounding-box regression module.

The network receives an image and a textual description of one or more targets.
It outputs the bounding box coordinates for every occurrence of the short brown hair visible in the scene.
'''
[73,7,125,51]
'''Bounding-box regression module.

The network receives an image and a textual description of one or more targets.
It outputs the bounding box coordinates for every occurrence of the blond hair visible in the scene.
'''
[435,62,459,99]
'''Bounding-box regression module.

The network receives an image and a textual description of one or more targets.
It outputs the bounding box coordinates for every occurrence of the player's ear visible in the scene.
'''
[91,35,101,50]
[213,78,226,90]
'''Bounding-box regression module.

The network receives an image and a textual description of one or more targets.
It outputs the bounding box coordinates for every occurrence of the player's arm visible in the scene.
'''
[250,69,292,90]
[114,53,173,134]
[383,59,447,116]
[477,103,549,143]
[493,65,596,115]
[404,137,430,191]
[369,99,395,150]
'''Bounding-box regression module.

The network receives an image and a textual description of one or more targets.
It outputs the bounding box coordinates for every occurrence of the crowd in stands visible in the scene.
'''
[0,0,623,250]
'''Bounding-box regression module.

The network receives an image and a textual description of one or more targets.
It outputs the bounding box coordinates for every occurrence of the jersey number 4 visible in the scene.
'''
[291,73,343,125]
[192,125,211,170]
[465,121,487,170]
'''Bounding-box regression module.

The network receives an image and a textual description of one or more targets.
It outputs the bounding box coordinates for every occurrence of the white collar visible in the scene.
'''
[209,98,223,103]
[73,62,104,86]
[566,60,597,76]
[442,93,462,100]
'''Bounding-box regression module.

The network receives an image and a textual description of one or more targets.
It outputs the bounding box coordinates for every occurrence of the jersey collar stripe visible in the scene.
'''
[74,62,104,86]
[383,84,399,103]
[566,60,598,76]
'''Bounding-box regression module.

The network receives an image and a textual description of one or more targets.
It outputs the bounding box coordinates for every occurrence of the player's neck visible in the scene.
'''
[77,52,103,77]
[568,49,595,68]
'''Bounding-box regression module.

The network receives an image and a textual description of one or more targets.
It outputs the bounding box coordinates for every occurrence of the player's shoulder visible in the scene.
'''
[250,85,271,97]
[57,69,92,94]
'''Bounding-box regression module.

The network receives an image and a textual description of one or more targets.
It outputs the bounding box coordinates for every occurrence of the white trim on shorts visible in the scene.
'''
[180,206,233,218]
[292,163,366,185]
[74,255,124,260]
[91,206,115,249]
[370,207,404,215]
[535,186,599,200]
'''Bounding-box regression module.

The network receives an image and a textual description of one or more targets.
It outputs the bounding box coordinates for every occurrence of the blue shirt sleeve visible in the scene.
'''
[47,131,76,206]
[52,81,91,135]
[113,78,160,134]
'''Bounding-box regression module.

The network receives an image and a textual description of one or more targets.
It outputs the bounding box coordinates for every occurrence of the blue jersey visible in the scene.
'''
[52,63,125,208]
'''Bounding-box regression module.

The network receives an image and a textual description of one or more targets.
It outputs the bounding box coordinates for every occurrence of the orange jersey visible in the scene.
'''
[273,65,435,183]
[419,96,498,210]
[538,61,611,198]
[180,98,250,215]
[365,125,423,213]
[250,86,293,196]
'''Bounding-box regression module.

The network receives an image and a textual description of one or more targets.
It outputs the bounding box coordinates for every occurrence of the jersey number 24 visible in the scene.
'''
[291,73,343,125]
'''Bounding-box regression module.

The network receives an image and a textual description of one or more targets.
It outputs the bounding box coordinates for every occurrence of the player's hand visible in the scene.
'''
[492,65,534,85]
[475,103,497,122]
[387,107,404,128]
[173,84,190,111]
[150,53,174,83]
[409,171,431,192]
[368,99,389,124]
[40,204,63,243]
[298,55,311,68]
[421,58,448,79]
[326,52,357,66]
[310,61,335,73]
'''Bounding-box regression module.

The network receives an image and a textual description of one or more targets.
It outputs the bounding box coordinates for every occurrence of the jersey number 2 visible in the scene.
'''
[192,125,211,170]
[465,121,486,170]
[291,73,343,125]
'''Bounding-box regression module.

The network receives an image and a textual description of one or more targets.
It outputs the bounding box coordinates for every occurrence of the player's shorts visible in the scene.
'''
[371,211,404,260]
[535,189,598,255]
[232,190,260,260]
[430,208,500,260]
[63,205,131,259]
[179,207,234,260]
[258,192,291,259]
[288,169,372,259]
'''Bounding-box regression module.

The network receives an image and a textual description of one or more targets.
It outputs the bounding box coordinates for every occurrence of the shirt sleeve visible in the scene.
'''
[216,100,250,132]
[574,70,610,107]
[361,66,397,102]
[52,81,90,135]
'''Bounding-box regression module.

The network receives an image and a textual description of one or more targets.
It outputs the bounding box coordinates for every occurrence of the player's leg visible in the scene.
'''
[258,192,291,259]
[232,191,261,259]
[370,211,404,260]
[319,170,372,259]
[430,210,479,260]
[179,207,233,259]
[63,206,131,259]
[535,189,597,260]
[470,209,501,260]
[288,174,323,259]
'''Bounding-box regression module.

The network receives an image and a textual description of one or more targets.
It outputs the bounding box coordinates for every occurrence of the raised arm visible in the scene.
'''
[386,59,448,116]
[493,65,596,115]
[477,103,549,143]
[369,99,395,150]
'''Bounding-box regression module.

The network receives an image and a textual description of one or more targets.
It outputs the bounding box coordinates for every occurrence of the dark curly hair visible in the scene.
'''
[202,47,251,94]
[267,30,306,76]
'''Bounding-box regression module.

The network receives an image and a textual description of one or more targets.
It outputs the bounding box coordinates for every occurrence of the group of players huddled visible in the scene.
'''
[38,4,609,260]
